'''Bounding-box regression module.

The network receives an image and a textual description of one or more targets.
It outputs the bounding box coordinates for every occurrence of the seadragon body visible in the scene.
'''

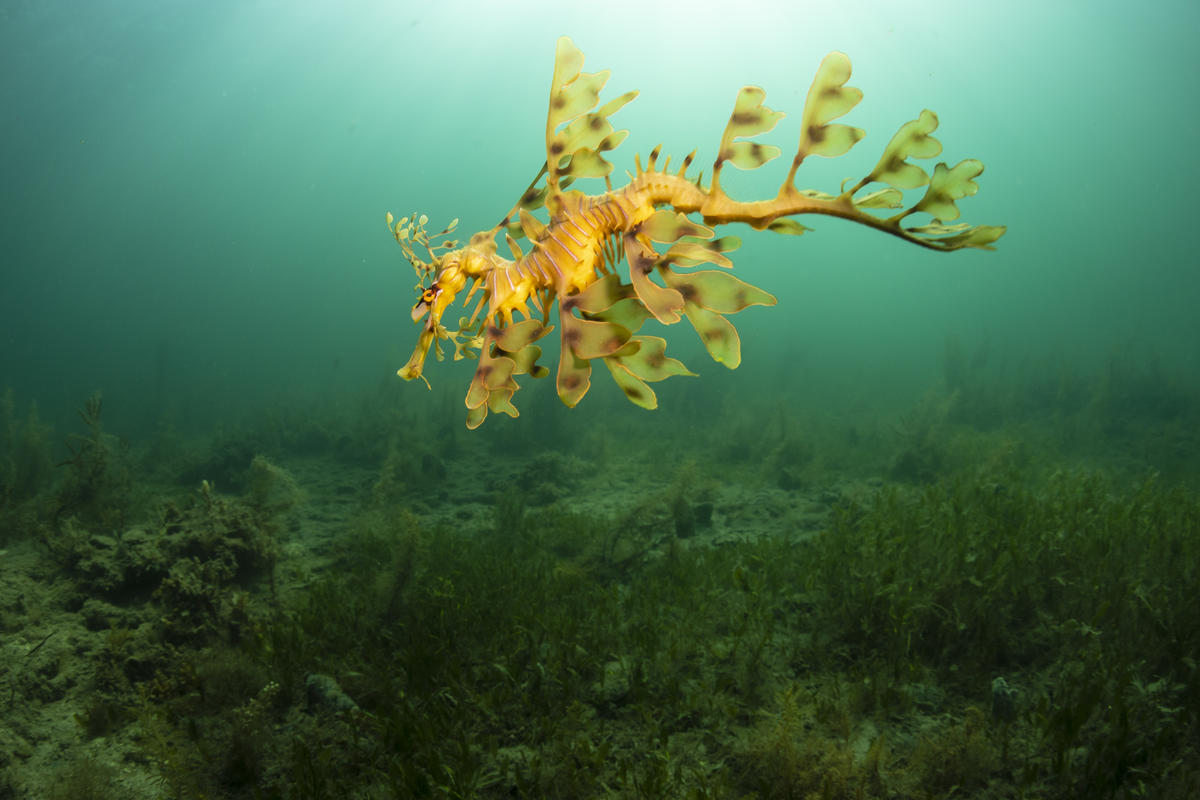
[388,37,1005,428]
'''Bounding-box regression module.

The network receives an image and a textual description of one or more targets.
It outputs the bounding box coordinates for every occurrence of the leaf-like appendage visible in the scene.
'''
[549,70,607,132]
[724,87,785,139]
[909,159,983,222]
[465,349,521,429]
[683,304,742,368]
[511,344,547,378]
[711,236,742,253]
[556,346,591,407]
[795,52,864,162]
[603,335,694,409]
[912,223,1007,251]
[562,150,612,178]
[545,38,637,197]
[853,188,903,209]
[626,236,684,324]
[631,265,684,323]
[460,321,551,427]
[661,241,734,269]
[568,272,632,314]
[611,336,695,383]
[466,402,487,430]
[866,109,941,189]
[605,358,657,409]
[550,37,585,111]
[657,232,741,267]
[597,128,628,152]
[554,102,635,180]
[465,370,488,410]
[726,141,782,170]
[553,92,636,154]
[766,219,811,236]
[714,87,785,182]
[518,207,547,241]
[487,388,518,418]
[590,297,652,333]
[482,356,517,391]
[560,312,631,360]
[642,210,714,244]
[663,270,777,314]
[505,233,524,260]
[494,319,547,352]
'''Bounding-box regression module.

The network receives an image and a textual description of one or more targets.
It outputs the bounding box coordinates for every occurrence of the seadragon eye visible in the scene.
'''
[411,287,441,322]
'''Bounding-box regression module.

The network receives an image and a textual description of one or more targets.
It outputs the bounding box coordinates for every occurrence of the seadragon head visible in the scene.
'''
[386,212,475,385]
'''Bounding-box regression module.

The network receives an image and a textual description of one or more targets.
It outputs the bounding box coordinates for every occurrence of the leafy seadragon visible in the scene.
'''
[387,37,1004,429]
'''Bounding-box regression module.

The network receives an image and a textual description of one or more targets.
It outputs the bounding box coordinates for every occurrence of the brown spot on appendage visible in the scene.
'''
[562,296,578,312]
[487,325,502,339]
[807,125,825,144]
[552,96,566,109]
[562,373,582,389]
[622,385,644,401]
[735,290,747,306]
[588,115,603,130]
[521,188,540,205]
[750,143,763,160]
[702,329,722,342]
[678,283,697,301]
[646,350,666,367]
[731,111,759,125]
[550,141,565,155]
[563,326,582,346]
[869,156,907,186]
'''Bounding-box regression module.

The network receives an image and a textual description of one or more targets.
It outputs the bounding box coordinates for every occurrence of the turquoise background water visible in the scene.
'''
[3,0,1197,436]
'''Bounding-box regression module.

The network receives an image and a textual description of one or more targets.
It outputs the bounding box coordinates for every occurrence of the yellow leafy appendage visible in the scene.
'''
[388,37,1005,428]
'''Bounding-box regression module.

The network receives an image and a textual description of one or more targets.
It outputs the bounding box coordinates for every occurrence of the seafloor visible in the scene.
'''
[1,351,1198,799]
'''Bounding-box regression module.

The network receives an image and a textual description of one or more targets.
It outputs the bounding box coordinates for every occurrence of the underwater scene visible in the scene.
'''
[2,0,1199,797]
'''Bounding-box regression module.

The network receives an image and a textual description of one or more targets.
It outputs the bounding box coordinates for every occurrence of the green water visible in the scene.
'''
[3,0,1197,435]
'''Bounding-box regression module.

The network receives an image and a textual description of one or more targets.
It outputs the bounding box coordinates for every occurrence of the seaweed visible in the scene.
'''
[0,388,53,522]
[52,391,132,534]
